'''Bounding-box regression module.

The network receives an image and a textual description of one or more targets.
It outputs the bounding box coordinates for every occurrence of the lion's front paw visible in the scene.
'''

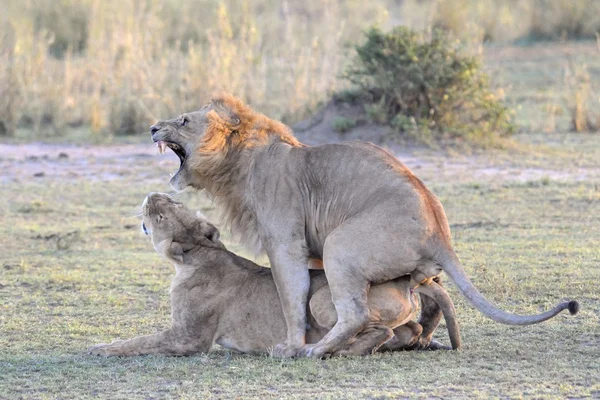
[271,343,300,358]
[297,344,328,359]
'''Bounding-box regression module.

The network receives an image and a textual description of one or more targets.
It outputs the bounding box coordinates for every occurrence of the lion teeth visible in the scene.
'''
[156,141,167,155]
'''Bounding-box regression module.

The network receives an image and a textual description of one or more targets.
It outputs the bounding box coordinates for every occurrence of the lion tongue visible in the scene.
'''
[156,141,167,155]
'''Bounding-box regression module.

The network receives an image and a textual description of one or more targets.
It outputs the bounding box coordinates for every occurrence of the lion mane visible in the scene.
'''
[192,94,302,254]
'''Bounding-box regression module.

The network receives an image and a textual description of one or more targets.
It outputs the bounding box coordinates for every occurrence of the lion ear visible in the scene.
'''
[212,99,241,127]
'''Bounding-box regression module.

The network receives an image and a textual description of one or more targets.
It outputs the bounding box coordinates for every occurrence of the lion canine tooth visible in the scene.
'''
[156,141,167,155]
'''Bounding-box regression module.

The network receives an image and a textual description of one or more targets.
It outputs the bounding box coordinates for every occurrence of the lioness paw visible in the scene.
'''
[88,344,112,356]
[426,339,453,351]
[87,340,126,356]
[270,343,300,359]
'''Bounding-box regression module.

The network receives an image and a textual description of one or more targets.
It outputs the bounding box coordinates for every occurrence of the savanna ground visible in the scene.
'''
[1,131,599,399]
[2,1,600,398]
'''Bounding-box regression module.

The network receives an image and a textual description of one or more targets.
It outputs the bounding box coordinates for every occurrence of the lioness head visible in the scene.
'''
[141,192,221,263]
[149,94,300,191]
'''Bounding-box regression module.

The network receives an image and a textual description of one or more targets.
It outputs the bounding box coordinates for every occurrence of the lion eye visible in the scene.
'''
[181,117,189,127]
[157,214,163,223]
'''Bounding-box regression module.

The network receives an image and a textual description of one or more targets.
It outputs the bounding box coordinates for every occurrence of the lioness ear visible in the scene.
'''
[205,224,220,243]
[168,242,184,263]
[194,212,220,243]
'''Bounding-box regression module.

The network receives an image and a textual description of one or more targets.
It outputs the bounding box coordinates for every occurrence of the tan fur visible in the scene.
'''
[187,95,302,255]
[149,95,578,358]
[88,194,460,357]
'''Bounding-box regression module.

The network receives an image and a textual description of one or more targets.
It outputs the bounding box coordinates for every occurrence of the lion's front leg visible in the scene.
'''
[267,244,311,358]
[88,329,210,357]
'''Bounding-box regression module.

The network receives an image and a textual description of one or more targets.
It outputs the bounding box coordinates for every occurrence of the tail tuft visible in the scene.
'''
[568,300,580,315]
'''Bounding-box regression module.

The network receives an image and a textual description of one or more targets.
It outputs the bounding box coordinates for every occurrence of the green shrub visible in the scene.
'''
[342,27,515,145]
[331,116,357,133]
[364,99,388,124]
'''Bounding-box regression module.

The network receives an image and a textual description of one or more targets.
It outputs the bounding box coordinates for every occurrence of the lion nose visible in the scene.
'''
[150,125,160,135]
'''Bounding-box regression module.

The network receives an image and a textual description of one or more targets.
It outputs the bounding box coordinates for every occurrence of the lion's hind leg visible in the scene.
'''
[299,239,373,357]
[413,276,444,349]
[334,324,394,357]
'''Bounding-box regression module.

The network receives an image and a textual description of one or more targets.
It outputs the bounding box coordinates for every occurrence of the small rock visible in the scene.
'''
[33,172,45,177]
[58,152,69,159]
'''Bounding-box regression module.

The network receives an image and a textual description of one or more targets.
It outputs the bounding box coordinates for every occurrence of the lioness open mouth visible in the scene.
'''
[155,140,187,177]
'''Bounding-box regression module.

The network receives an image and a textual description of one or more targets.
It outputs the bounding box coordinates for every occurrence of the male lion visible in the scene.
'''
[88,193,460,357]
[149,94,579,358]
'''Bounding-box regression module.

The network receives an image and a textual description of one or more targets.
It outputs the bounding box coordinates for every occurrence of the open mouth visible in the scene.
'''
[155,140,187,177]
[156,140,186,163]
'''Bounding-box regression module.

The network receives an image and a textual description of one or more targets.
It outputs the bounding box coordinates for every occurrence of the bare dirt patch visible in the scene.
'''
[0,143,179,184]
[2,135,598,187]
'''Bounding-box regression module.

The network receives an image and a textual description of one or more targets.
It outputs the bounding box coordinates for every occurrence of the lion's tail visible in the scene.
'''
[441,254,579,325]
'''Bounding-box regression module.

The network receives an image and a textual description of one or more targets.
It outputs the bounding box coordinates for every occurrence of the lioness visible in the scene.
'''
[88,193,460,357]
[149,94,579,358]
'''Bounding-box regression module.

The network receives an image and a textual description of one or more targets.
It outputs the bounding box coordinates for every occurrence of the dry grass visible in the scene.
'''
[481,41,600,134]
[0,0,389,137]
[1,0,599,139]
[565,62,597,132]
[0,22,22,136]
[400,0,600,43]
[563,38,600,133]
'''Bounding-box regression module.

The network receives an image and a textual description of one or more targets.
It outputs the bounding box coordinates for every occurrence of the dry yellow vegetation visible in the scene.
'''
[0,0,599,137]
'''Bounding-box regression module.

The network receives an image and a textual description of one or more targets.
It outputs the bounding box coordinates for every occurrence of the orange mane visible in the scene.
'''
[189,94,302,253]
[200,94,301,155]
